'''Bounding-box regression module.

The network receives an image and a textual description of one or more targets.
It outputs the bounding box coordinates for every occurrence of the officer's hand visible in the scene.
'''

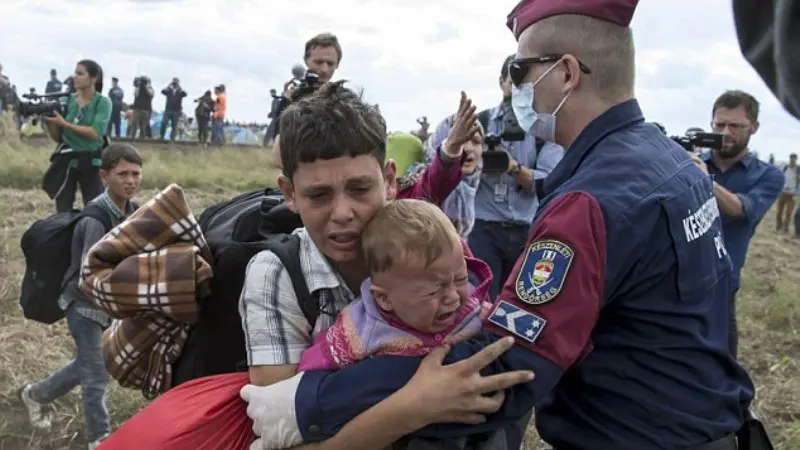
[400,337,535,427]
[690,153,708,174]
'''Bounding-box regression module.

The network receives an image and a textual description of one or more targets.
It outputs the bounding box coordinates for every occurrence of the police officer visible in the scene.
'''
[240,1,757,449]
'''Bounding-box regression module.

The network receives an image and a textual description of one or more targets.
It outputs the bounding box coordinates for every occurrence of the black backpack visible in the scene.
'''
[171,188,316,386]
[19,203,113,324]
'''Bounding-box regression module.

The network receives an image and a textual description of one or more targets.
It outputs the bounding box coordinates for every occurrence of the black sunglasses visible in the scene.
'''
[508,54,591,86]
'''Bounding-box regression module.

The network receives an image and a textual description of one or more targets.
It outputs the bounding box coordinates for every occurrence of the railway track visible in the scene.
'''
[21,134,265,149]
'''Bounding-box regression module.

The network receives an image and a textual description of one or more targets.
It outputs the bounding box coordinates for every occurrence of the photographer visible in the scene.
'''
[160,77,187,141]
[690,90,784,358]
[130,76,154,139]
[40,59,112,213]
[270,32,342,165]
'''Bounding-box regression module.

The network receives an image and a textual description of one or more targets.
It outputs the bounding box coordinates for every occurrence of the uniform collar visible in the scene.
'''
[543,99,644,196]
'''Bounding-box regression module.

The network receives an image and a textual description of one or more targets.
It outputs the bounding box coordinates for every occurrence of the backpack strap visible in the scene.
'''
[80,202,114,233]
[60,203,114,291]
[266,234,319,328]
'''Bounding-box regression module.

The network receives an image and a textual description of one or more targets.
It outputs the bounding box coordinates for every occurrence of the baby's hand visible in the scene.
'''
[479,301,493,320]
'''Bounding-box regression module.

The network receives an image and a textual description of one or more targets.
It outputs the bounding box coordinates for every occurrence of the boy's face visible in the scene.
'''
[279,155,397,263]
[101,160,142,201]
[370,239,469,333]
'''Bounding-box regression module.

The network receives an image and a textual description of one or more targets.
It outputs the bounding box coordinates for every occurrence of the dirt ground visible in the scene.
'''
[0,186,798,450]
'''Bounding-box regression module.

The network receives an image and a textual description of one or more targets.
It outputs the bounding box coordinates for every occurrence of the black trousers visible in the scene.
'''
[55,164,104,213]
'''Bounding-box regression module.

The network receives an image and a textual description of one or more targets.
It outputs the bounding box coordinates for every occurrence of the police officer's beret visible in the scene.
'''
[507,0,640,39]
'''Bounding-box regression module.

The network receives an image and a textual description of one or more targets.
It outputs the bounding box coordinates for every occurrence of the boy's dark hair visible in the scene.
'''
[712,90,760,123]
[279,80,386,180]
[101,143,143,171]
[304,32,342,63]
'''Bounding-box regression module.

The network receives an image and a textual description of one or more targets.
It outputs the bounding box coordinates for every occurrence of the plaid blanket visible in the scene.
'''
[80,183,213,399]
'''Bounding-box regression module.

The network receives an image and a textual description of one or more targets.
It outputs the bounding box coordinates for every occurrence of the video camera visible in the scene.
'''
[290,70,321,102]
[482,101,527,173]
[18,88,68,120]
[670,130,724,152]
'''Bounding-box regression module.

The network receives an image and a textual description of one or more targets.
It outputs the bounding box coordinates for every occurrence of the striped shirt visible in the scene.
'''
[239,228,355,366]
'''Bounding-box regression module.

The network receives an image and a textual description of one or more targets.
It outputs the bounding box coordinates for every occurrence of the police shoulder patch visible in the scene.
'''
[487,300,547,344]
[515,239,574,305]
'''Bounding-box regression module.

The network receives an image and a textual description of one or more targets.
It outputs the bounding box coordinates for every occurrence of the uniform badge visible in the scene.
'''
[488,300,547,344]
[515,239,574,305]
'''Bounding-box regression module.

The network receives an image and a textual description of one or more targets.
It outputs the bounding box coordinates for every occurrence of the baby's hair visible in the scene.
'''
[362,199,460,274]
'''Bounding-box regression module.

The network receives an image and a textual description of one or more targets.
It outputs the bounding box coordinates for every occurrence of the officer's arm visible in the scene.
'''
[713,168,783,223]
[294,191,607,443]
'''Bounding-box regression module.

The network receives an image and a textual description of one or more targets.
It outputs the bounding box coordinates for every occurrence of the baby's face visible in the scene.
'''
[371,240,469,333]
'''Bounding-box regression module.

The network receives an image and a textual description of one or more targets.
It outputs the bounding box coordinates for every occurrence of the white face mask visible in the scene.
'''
[511,60,572,142]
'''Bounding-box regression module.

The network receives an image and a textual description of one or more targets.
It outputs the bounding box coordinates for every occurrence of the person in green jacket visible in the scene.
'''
[42,59,112,212]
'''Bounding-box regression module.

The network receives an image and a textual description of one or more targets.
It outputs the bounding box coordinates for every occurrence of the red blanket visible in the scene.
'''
[99,372,255,450]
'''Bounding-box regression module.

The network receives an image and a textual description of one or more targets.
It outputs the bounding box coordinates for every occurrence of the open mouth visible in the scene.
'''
[328,232,359,251]
[435,310,457,324]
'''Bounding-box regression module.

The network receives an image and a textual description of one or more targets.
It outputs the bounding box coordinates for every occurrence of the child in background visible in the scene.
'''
[297,198,492,371]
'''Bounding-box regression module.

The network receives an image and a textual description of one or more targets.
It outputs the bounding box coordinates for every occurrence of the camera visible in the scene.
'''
[482,134,511,174]
[670,131,724,152]
[133,76,150,88]
[481,101,527,173]
[291,70,321,101]
[18,88,67,120]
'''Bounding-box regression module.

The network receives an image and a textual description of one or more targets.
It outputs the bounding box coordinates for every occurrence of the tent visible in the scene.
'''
[231,128,260,145]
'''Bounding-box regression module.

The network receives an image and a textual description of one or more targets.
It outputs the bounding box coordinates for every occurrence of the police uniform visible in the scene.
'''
[291,1,755,449]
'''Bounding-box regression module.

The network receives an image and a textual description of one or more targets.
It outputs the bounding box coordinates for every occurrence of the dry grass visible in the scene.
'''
[0,119,798,449]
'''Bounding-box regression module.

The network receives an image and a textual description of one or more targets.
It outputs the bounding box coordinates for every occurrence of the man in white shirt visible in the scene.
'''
[776,153,799,232]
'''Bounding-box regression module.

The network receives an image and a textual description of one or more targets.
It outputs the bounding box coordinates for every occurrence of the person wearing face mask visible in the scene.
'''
[468,55,564,300]
[689,90,783,359]
[232,1,761,450]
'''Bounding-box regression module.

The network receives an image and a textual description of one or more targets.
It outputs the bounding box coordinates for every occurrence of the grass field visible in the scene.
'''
[0,123,798,449]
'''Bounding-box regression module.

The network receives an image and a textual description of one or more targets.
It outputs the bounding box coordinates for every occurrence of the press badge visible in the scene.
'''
[494,181,508,203]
